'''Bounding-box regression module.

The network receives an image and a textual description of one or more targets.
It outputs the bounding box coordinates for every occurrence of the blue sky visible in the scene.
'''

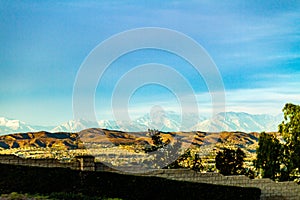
[0,0,300,125]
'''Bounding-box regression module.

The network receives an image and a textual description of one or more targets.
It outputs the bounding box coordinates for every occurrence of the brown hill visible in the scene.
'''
[0,129,260,152]
[0,131,79,150]
[0,129,263,168]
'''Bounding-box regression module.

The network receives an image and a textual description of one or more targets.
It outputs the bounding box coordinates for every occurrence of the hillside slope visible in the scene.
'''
[0,129,260,154]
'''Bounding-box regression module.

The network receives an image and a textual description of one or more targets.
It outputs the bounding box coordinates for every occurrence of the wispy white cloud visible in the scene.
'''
[264,54,300,61]
[224,87,300,115]
[101,85,300,120]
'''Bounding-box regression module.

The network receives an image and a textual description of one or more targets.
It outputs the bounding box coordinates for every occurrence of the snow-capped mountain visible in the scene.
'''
[133,111,181,131]
[133,111,206,131]
[51,111,204,132]
[98,111,205,132]
[0,112,284,135]
[51,119,99,132]
[0,117,36,135]
[97,120,121,130]
[51,119,146,132]
[192,112,283,132]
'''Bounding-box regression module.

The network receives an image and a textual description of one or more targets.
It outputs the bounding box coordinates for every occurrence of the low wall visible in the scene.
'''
[0,154,80,170]
[139,169,300,200]
[1,154,299,200]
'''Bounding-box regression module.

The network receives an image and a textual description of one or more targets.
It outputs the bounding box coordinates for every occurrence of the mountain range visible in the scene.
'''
[0,112,283,136]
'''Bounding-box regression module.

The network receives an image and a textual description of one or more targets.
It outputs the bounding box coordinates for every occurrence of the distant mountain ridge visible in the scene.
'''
[192,112,283,133]
[0,117,35,133]
[0,112,283,135]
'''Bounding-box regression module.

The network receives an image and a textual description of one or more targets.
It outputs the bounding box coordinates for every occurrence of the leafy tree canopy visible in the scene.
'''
[215,148,246,175]
[278,103,300,180]
[255,132,282,180]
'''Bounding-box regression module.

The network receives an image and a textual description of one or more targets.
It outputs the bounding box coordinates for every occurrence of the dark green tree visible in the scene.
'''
[144,129,168,153]
[166,148,203,172]
[215,148,246,175]
[255,132,282,180]
[152,133,164,147]
[278,103,300,180]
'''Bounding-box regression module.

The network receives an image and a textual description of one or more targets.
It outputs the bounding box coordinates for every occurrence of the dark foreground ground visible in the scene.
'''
[0,164,261,200]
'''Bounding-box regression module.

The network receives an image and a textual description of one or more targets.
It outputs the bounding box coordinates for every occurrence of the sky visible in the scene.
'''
[0,0,300,125]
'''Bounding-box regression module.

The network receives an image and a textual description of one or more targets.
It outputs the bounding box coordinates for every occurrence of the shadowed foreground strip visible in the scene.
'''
[0,163,260,200]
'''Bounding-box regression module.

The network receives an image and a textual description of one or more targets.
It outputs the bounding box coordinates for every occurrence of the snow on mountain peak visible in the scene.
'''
[0,112,284,135]
[0,117,35,135]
